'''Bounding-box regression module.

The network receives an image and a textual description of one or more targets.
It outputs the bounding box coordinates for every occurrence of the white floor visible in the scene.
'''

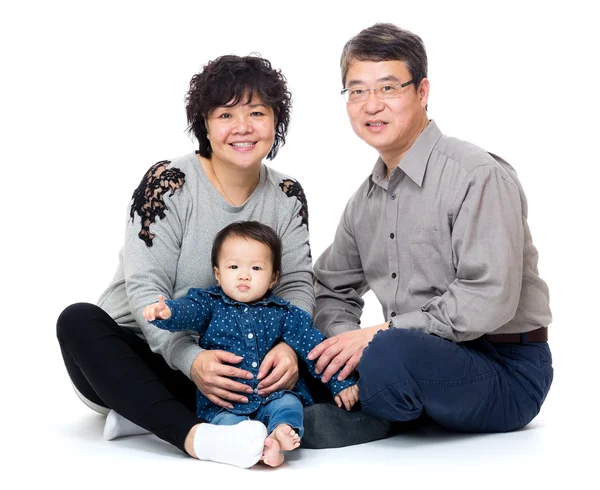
[11,350,594,490]
[10,294,590,490]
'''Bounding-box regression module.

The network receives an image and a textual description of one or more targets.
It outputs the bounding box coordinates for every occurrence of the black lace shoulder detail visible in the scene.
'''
[130,160,186,247]
[279,179,309,229]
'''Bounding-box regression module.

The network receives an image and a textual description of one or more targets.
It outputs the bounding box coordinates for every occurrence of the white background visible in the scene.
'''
[1,0,598,487]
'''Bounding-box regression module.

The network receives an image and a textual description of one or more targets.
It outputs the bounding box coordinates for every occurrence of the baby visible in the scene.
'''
[143,221,358,467]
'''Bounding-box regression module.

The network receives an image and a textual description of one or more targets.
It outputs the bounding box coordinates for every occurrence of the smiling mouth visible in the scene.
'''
[230,142,257,148]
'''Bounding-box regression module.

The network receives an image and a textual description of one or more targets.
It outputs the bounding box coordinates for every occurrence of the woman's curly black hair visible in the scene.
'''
[185,55,292,160]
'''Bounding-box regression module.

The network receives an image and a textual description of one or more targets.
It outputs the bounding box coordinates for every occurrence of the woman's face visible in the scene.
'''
[205,95,276,171]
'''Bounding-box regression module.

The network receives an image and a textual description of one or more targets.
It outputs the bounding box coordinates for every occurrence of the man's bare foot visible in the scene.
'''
[272,424,301,450]
[261,436,284,467]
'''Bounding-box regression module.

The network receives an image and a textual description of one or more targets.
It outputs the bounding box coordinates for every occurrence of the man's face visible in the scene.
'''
[344,59,429,165]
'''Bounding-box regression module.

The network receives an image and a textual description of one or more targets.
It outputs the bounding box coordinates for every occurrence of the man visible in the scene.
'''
[308,23,553,433]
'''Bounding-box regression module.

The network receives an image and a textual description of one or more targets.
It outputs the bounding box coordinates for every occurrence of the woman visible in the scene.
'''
[56,55,314,468]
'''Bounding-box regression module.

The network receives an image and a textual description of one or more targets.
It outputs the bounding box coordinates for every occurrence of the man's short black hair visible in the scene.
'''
[340,23,428,89]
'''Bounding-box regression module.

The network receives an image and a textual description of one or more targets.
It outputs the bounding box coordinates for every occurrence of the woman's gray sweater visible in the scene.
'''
[98,153,314,378]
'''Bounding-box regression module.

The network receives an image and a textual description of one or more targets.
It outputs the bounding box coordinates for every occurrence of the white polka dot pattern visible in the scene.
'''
[151,286,356,421]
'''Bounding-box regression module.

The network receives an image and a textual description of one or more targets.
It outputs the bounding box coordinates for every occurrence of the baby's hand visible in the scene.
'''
[334,384,359,411]
[142,295,172,321]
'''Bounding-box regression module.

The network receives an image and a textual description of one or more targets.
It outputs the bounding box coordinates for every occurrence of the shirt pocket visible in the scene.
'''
[408,229,453,297]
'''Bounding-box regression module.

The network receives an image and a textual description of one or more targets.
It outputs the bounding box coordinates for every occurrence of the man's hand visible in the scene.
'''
[191,350,254,409]
[142,295,172,321]
[307,324,387,382]
[335,384,359,411]
[257,342,299,397]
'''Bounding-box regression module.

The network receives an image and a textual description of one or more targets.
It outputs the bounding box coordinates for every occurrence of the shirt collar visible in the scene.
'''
[371,120,443,188]
[206,286,289,307]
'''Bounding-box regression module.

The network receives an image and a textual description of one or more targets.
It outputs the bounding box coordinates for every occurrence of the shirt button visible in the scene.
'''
[391,273,397,279]
[254,388,258,394]
[391,312,396,317]
[390,233,395,239]
[248,333,254,339]
[391,193,396,200]
[252,361,258,368]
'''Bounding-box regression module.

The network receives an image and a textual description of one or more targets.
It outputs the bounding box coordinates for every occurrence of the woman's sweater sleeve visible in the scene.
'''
[272,178,315,317]
[122,161,202,377]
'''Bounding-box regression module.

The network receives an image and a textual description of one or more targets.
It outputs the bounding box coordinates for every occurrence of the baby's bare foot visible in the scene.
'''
[272,424,301,451]
[261,436,285,467]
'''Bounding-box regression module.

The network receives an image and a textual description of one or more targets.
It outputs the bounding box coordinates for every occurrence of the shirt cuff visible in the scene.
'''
[390,310,430,332]
[328,377,356,397]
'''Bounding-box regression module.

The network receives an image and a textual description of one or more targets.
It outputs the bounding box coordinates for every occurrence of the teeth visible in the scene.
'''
[231,142,255,148]
[367,122,385,127]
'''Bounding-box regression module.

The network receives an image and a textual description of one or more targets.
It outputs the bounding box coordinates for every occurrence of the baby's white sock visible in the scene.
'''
[103,410,150,441]
[194,420,267,468]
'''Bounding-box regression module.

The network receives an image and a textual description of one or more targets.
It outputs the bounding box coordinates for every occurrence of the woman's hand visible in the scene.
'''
[256,342,299,397]
[307,324,386,382]
[191,350,254,409]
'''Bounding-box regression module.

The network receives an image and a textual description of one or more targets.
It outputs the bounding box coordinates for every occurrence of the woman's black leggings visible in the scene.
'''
[56,303,200,453]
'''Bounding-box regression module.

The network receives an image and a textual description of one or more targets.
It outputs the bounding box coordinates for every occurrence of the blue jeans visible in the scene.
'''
[358,328,553,432]
[211,393,305,438]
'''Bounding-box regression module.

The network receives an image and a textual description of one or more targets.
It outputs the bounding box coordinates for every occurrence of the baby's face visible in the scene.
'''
[214,237,277,303]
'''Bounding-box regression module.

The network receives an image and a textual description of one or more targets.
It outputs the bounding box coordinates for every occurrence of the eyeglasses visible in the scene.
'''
[341,80,415,103]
